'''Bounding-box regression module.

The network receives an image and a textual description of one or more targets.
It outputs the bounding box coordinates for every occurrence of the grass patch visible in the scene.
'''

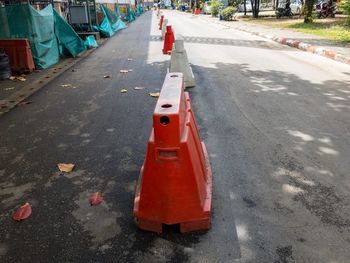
[244,17,350,44]
[288,21,350,43]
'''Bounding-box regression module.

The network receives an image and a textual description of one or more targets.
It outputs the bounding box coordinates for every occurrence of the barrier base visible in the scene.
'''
[137,219,163,233]
[134,141,212,234]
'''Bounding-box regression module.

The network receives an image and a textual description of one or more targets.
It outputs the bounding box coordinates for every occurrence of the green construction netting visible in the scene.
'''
[54,9,86,58]
[99,5,126,38]
[126,7,136,23]
[0,4,59,69]
[84,35,98,48]
[0,4,86,69]
[136,6,144,16]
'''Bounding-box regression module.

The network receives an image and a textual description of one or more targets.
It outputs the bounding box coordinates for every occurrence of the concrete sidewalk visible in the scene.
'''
[197,14,350,65]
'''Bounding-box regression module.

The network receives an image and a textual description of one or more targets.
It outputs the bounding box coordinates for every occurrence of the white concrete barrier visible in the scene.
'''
[161,19,168,40]
[170,35,195,88]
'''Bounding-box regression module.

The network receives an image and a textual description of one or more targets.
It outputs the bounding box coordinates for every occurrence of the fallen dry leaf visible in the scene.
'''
[18,101,32,106]
[61,84,72,87]
[103,75,111,78]
[149,92,160,98]
[134,87,145,90]
[119,69,129,73]
[89,192,103,206]
[5,87,15,91]
[20,74,26,77]
[9,76,16,80]
[120,89,128,93]
[57,163,75,173]
[17,77,26,82]
[13,202,32,221]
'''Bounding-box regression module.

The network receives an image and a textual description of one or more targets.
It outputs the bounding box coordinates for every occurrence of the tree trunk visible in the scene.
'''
[304,0,314,23]
[251,0,259,18]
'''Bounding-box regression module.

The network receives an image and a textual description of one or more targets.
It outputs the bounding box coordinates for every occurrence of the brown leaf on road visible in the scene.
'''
[17,77,26,82]
[9,76,16,80]
[149,92,160,98]
[13,202,32,221]
[89,192,103,206]
[57,163,75,173]
[120,89,128,93]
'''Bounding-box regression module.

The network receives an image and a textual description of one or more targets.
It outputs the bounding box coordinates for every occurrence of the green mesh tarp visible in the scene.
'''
[99,5,126,37]
[84,35,98,48]
[0,4,59,69]
[53,9,86,57]
[136,6,141,16]
[0,4,86,69]
[126,7,136,22]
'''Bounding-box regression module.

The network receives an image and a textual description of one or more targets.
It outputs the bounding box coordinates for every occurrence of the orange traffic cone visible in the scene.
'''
[159,15,164,30]
[194,8,199,15]
[162,25,175,55]
[133,73,212,233]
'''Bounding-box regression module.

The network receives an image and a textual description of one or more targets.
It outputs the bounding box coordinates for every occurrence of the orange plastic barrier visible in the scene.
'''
[0,39,35,73]
[159,15,164,30]
[162,25,175,55]
[133,73,212,233]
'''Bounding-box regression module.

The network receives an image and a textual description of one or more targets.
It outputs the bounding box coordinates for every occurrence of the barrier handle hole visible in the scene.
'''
[161,104,172,108]
[170,74,178,78]
[160,116,170,125]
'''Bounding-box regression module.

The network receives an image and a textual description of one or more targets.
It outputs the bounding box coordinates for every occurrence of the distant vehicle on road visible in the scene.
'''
[203,1,212,14]
[238,1,252,12]
[278,0,303,14]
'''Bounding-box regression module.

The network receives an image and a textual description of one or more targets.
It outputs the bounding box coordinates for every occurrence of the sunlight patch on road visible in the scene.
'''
[317,146,339,156]
[288,130,314,142]
[282,184,304,195]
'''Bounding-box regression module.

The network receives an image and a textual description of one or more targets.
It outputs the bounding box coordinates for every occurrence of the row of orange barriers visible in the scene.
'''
[133,12,212,234]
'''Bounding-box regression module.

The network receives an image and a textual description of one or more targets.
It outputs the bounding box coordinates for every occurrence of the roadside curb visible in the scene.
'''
[194,13,350,66]
[242,28,350,65]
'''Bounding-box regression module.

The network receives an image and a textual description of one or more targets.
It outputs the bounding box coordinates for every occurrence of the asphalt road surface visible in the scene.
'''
[1,10,350,263]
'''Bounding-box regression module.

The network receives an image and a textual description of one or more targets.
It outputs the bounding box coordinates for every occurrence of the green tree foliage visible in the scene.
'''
[221,6,237,20]
[228,0,241,7]
[340,0,350,24]
[211,0,222,16]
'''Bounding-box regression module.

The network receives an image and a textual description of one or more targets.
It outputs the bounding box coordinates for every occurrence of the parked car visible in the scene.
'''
[238,1,252,12]
[278,0,303,14]
[203,1,212,14]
